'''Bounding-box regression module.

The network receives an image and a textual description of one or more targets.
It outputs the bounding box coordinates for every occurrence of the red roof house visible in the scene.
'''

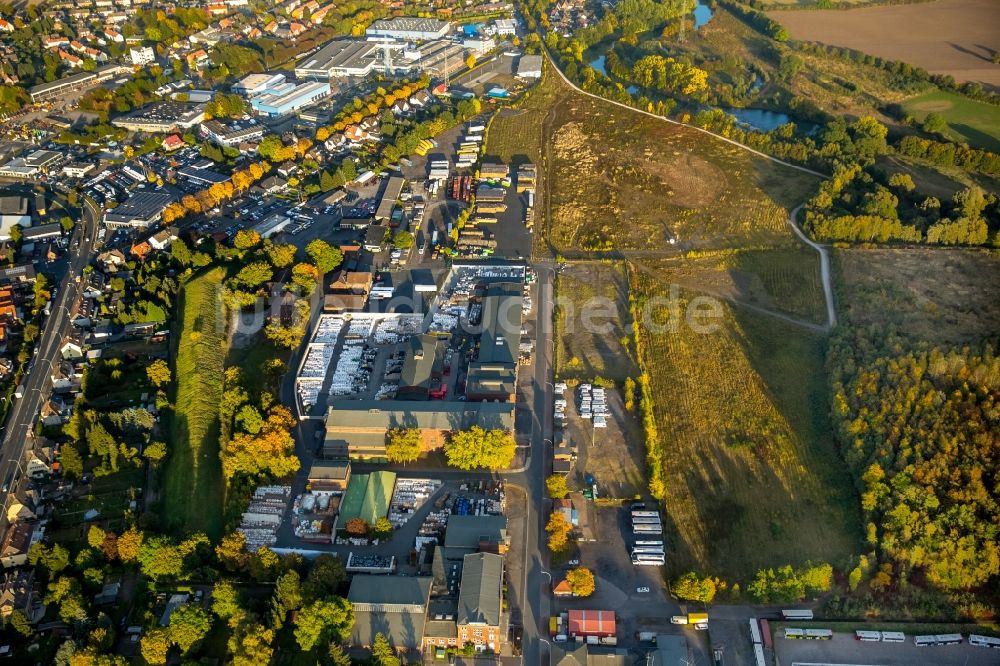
[161,134,184,152]
[567,610,616,637]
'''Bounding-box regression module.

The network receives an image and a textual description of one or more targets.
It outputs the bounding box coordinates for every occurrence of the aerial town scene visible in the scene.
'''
[0,0,997,663]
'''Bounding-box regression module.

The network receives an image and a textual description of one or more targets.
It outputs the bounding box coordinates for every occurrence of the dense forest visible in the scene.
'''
[804,164,998,245]
[829,330,1000,592]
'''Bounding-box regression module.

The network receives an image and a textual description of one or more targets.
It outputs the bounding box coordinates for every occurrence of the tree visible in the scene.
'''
[235,404,264,435]
[546,474,569,499]
[169,604,212,654]
[274,570,304,619]
[566,567,596,597]
[922,112,948,135]
[370,632,401,666]
[444,427,518,470]
[344,518,369,536]
[303,554,347,601]
[117,527,144,562]
[305,239,343,274]
[385,428,422,464]
[328,643,352,666]
[140,627,171,665]
[87,525,106,550]
[144,441,167,464]
[60,443,83,479]
[215,532,249,572]
[373,517,393,539]
[8,609,32,636]
[465,54,476,70]
[265,241,297,268]
[293,598,355,651]
[290,262,319,294]
[229,622,274,666]
[233,229,262,251]
[672,571,716,603]
[392,230,414,249]
[138,535,185,580]
[233,261,273,289]
[60,216,75,233]
[546,512,572,553]
[211,581,243,625]
[146,359,171,388]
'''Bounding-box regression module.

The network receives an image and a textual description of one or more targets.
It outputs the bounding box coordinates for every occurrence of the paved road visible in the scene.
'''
[0,194,99,527]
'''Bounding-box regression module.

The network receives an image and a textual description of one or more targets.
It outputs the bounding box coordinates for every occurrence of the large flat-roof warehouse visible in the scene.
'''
[295,39,384,80]
[366,17,451,41]
[104,191,174,229]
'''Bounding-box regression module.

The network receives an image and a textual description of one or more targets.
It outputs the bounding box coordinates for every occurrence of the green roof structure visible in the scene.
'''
[339,471,396,525]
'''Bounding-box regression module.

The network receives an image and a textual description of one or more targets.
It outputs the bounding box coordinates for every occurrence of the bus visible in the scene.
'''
[632,554,665,566]
[781,610,814,621]
[880,631,905,643]
[855,630,881,642]
[969,634,1000,649]
[753,644,766,666]
[760,620,772,649]
[631,517,662,525]
[804,629,833,640]
[915,634,963,646]
[632,525,663,535]
[634,540,663,547]
[631,548,665,556]
[631,511,660,518]
[784,629,805,640]
[748,619,762,645]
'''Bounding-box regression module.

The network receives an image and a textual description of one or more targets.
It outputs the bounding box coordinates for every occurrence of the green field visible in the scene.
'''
[163,267,227,539]
[902,90,1000,152]
[629,259,859,580]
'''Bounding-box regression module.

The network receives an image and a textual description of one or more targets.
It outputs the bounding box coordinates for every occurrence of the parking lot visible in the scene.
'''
[776,631,1000,666]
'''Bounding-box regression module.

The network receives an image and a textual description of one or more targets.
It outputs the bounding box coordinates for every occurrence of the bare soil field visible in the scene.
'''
[545,94,817,253]
[554,262,638,382]
[835,247,1000,345]
[772,0,1000,89]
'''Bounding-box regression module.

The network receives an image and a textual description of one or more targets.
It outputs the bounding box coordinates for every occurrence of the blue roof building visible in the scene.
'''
[250,81,330,117]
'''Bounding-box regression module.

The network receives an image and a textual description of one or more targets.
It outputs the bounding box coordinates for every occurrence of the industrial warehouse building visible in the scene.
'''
[465,282,522,402]
[232,72,287,96]
[295,39,385,80]
[366,17,450,41]
[348,575,433,653]
[103,191,174,229]
[323,401,514,460]
[250,81,330,117]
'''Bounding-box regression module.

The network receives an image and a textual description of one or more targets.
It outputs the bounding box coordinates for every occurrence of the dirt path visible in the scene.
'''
[786,204,837,330]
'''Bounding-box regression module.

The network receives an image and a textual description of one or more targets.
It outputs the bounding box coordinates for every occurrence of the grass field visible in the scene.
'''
[629,260,859,580]
[554,262,638,381]
[772,0,1000,89]
[163,267,227,540]
[835,248,1000,345]
[901,89,1000,152]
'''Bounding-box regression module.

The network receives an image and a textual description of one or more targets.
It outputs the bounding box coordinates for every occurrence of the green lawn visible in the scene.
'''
[162,267,227,540]
[902,90,1000,152]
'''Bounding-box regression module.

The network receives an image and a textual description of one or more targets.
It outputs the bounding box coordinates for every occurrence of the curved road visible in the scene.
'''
[786,204,837,330]
[0,194,100,527]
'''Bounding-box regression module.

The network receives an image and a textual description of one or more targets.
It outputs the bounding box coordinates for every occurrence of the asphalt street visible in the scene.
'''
[0,193,99,528]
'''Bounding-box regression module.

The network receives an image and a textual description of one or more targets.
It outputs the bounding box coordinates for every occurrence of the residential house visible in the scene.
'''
[0,522,40,568]
[0,570,43,624]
